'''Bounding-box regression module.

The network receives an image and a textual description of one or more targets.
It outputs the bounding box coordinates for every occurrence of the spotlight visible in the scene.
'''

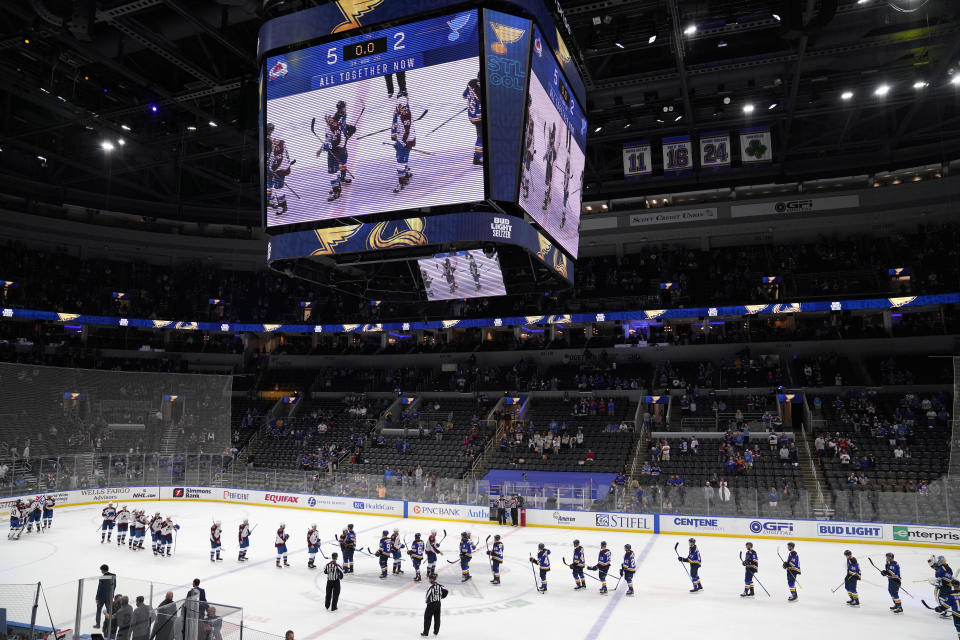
[623,121,632,129]
[683,24,697,35]
[614,41,625,49]
[873,84,890,96]
[648,34,657,44]
[840,90,854,101]
[951,75,960,86]
[186,125,197,131]
[656,118,664,123]
[768,103,778,110]
[101,141,115,152]
[722,96,731,105]
[742,103,755,114]
[120,124,131,131]
[771,13,781,21]
[150,104,158,113]
[117,138,125,146]
[209,121,218,127]
[594,125,603,133]
[913,80,928,89]
[674,114,682,121]
[24,38,30,44]
[717,40,728,48]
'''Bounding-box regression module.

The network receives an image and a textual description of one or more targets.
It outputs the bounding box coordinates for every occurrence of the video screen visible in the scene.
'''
[417,249,507,301]
[519,26,587,258]
[264,11,484,227]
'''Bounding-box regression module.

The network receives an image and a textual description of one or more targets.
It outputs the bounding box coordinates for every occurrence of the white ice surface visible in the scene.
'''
[0,502,950,640]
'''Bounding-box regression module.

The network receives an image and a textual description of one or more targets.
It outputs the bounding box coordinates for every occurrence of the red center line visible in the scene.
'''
[303,526,525,639]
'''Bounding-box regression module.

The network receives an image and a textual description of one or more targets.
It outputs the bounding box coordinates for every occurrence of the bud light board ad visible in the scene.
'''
[263,11,484,227]
[417,249,507,301]
[518,25,587,258]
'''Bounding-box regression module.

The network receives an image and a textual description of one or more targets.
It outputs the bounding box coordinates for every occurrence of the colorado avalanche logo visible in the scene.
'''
[268,58,288,81]
[533,37,543,58]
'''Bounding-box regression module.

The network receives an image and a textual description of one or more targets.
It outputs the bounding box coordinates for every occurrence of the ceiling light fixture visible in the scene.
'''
[648,34,657,44]
[772,13,781,21]
[101,141,114,152]
[209,121,218,127]
[841,90,854,100]
[913,80,928,89]
[674,114,683,121]
[742,103,755,114]
[874,83,890,96]
[768,102,777,109]
[614,41,625,49]
[951,75,960,86]
[120,124,131,131]
[684,24,697,35]
[594,125,603,133]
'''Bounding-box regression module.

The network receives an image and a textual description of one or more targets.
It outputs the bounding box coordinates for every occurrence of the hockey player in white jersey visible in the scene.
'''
[159,517,177,556]
[25,496,42,533]
[542,122,557,212]
[265,123,292,216]
[317,102,352,202]
[8,500,23,539]
[238,519,251,562]
[307,524,320,569]
[276,523,290,568]
[116,506,132,546]
[101,503,117,543]
[41,494,55,529]
[211,521,223,562]
[391,97,416,193]
[150,512,163,555]
[134,510,148,549]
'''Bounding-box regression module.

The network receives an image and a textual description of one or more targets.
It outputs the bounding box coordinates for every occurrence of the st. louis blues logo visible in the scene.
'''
[447,13,471,41]
[268,58,288,81]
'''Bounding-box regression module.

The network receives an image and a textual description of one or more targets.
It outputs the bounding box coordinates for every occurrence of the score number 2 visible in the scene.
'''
[327,32,405,64]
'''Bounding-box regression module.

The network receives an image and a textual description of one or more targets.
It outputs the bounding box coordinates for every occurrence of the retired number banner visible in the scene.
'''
[740,126,773,164]
[699,131,731,170]
[662,135,693,175]
[622,141,652,178]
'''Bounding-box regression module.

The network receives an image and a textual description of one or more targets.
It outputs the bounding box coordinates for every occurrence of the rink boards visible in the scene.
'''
[4,485,959,549]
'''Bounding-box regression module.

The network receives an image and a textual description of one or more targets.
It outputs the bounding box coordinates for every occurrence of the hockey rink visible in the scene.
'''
[0,501,951,640]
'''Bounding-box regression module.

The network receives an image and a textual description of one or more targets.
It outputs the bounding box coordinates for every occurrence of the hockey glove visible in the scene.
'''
[782,562,790,569]
[619,568,624,576]
[345,125,357,138]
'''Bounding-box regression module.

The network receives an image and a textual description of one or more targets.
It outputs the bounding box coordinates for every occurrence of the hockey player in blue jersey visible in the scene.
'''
[459,531,476,582]
[621,544,637,596]
[530,543,551,592]
[947,579,960,639]
[783,542,801,602]
[463,78,482,165]
[275,523,290,568]
[377,530,392,579]
[843,550,861,606]
[679,538,703,592]
[42,495,54,529]
[882,552,903,613]
[741,542,758,597]
[390,528,404,575]
[930,554,954,617]
[570,540,586,590]
[488,534,504,585]
[342,524,356,573]
[409,533,426,581]
[100,503,117,543]
[588,541,613,594]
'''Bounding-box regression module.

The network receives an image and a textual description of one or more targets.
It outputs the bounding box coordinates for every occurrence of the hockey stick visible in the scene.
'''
[428,107,467,135]
[316,541,328,560]
[440,529,447,544]
[739,551,770,597]
[563,557,601,582]
[380,141,435,155]
[867,557,914,598]
[674,542,691,578]
[830,578,848,593]
[921,599,947,613]
[485,535,494,573]
[529,553,544,594]
[777,547,803,589]
[355,109,429,140]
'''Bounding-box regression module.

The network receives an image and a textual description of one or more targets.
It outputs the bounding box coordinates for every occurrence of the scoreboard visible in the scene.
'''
[258,0,586,300]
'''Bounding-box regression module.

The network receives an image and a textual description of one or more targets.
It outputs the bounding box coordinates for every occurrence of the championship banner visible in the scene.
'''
[740,126,773,164]
[622,140,652,179]
[699,131,730,170]
[662,135,692,175]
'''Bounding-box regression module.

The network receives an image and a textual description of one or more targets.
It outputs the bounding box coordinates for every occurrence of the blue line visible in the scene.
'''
[582,534,657,640]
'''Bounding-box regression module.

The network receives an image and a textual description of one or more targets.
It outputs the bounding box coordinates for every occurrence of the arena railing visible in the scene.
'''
[1,452,956,527]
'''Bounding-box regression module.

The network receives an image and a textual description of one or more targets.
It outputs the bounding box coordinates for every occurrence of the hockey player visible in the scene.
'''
[463,78,482,165]
[488,534,504,585]
[307,524,320,569]
[426,529,443,576]
[150,512,163,555]
[843,550,861,606]
[342,524,356,573]
[391,97,416,193]
[542,122,557,212]
[678,538,703,592]
[210,521,223,562]
[442,258,457,295]
[276,523,290,568]
[560,156,571,228]
[318,111,351,203]
[26,496,42,533]
[530,543,551,592]
[390,528,404,574]
[588,541,612,594]
[930,554,954,617]
[238,519,251,562]
[882,552,903,613]
[783,542,801,601]
[116,506,131,546]
[135,510,149,549]
[377,530,392,579]
[621,544,637,596]
[947,579,960,639]
[521,95,535,200]
[570,540,586,590]
[265,123,292,215]
[42,494,55,529]
[409,533,426,581]
[459,531,476,582]
[8,499,22,540]
[468,253,482,292]
[741,542,758,597]
[101,503,117,543]
[160,517,177,556]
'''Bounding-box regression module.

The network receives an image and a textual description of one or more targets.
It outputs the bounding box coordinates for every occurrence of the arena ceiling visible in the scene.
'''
[0,0,958,223]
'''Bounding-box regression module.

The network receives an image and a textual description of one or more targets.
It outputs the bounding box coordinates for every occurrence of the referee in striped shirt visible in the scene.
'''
[324,552,344,611]
[421,573,448,636]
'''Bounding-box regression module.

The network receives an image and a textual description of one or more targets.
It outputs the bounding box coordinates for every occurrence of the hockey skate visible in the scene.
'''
[490,579,499,585]
[892,606,903,614]
[626,588,635,596]
[393,172,413,193]
[788,594,798,602]
[328,185,342,202]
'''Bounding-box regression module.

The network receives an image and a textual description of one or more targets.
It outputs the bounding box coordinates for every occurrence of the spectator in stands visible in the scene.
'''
[767,487,779,508]
[703,481,714,507]
[779,443,790,465]
[202,606,222,640]
[690,437,699,455]
[132,596,154,640]
[115,596,134,640]
[154,593,176,640]
[917,480,929,495]
[768,430,777,452]
[661,441,671,462]
[585,449,595,463]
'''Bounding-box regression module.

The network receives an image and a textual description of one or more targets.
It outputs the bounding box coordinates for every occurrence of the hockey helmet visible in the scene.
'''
[383,530,390,536]
[538,543,545,549]
[625,543,632,551]
[215,520,221,526]
[928,555,938,566]
[266,122,275,135]
[348,524,354,529]
[600,541,607,547]
[573,539,580,546]
[336,100,346,111]
[885,552,894,559]
[494,534,501,541]
[844,550,852,556]
[279,522,286,528]
[414,533,421,539]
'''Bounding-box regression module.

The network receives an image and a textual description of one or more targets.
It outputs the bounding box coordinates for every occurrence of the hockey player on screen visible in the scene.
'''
[8,500,22,539]
[265,123,292,216]
[441,258,457,295]
[409,533,426,581]
[542,122,557,212]
[319,107,351,203]
[468,253,481,292]
[560,156,571,229]
[463,77,483,165]
[530,542,551,592]
[459,531,476,582]
[521,95,535,200]
[930,554,954,617]
[426,529,443,576]
[488,534,504,585]
[160,516,177,556]
[588,540,612,594]
[341,523,356,573]
[783,542,801,601]
[570,539,586,590]
[26,495,42,533]
[391,97,416,193]
[150,511,163,554]
[377,530,392,579]
[420,268,435,299]
[678,537,703,592]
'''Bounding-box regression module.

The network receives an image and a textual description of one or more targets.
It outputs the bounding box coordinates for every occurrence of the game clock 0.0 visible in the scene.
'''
[263,11,484,228]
